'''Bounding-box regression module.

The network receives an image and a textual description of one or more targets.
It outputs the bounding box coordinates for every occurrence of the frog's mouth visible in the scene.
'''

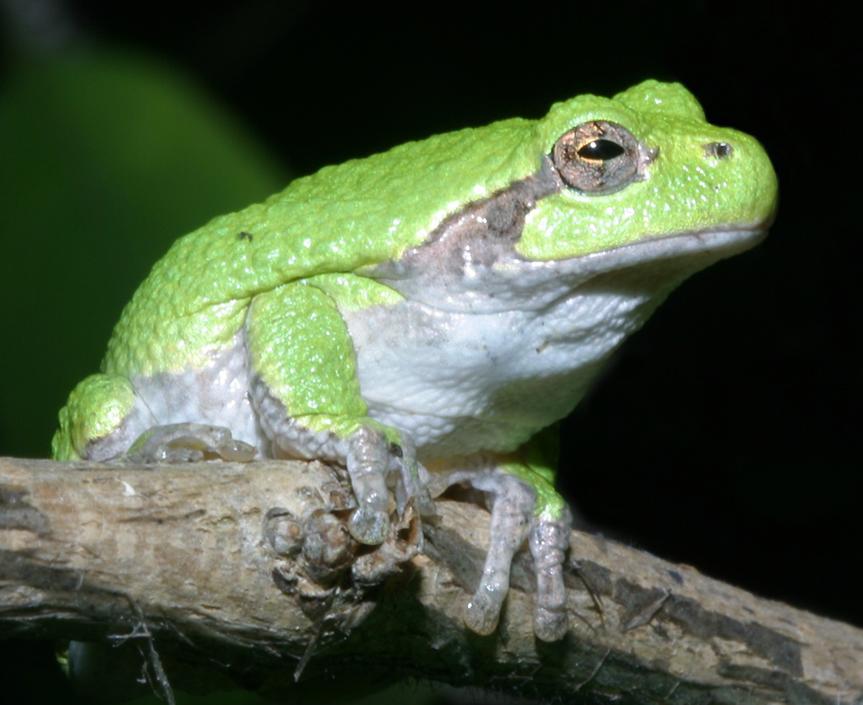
[376,222,770,315]
[549,222,770,279]
[493,222,771,305]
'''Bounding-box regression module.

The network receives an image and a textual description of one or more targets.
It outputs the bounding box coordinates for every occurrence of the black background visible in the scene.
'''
[1,1,859,702]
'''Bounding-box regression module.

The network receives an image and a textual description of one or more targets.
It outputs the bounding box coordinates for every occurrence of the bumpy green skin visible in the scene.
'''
[53,374,135,460]
[53,80,778,490]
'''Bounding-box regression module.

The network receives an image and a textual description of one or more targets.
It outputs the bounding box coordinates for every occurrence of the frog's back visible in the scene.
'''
[104,117,537,377]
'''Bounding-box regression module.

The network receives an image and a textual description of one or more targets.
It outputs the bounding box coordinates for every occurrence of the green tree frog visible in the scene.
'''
[53,80,777,642]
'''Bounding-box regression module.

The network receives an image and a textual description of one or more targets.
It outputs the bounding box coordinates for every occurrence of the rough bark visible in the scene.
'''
[0,456,860,704]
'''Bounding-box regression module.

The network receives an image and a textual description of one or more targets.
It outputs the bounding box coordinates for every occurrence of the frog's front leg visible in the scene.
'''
[341,425,396,544]
[442,453,571,642]
[247,280,433,546]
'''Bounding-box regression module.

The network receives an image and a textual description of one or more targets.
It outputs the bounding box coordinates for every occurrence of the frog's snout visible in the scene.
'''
[699,129,779,229]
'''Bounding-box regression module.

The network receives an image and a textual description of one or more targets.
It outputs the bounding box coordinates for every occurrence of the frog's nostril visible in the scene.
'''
[704,142,733,159]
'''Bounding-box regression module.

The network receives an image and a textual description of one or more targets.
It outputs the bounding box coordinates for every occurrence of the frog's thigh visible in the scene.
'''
[52,373,151,461]
[246,281,397,545]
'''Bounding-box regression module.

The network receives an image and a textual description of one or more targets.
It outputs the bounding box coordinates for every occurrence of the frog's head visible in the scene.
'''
[518,80,777,265]
[377,80,777,311]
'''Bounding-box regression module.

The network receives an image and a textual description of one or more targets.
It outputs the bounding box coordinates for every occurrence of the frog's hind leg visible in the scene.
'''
[441,459,571,641]
[53,373,152,461]
[53,369,258,463]
[450,469,534,634]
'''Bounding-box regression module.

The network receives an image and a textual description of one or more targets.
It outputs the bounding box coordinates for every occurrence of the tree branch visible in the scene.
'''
[0,457,860,704]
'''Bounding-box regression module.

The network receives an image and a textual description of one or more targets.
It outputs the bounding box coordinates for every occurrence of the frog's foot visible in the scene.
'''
[444,469,570,641]
[126,423,257,463]
[345,426,435,546]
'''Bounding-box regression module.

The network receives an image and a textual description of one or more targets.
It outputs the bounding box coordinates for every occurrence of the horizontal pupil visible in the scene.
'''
[577,139,625,160]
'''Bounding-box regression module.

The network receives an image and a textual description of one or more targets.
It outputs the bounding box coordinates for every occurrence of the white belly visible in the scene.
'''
[344,282,662,458]
[129,336,267,452]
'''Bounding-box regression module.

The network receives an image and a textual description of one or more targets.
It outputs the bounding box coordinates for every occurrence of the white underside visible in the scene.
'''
[127,339,268,452]
[343,283,654,457]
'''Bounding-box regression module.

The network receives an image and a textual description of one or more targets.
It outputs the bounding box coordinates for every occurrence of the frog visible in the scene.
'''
[52,79,777,642]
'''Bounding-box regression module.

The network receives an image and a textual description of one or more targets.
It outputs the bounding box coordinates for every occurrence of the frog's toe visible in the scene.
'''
[126,423,257,463]
[394,440,438,521]
[213,436,257,462]
[348,506,391,545]
[464,590,502,635]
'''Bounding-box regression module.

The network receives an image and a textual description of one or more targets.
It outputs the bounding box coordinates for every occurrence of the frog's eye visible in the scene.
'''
[552,121,643,194]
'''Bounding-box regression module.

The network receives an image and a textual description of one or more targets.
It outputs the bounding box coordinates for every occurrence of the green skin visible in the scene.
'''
[53,80,778,640]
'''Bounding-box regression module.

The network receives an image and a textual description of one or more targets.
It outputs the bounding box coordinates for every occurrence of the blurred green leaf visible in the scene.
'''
[0,48,287,456]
